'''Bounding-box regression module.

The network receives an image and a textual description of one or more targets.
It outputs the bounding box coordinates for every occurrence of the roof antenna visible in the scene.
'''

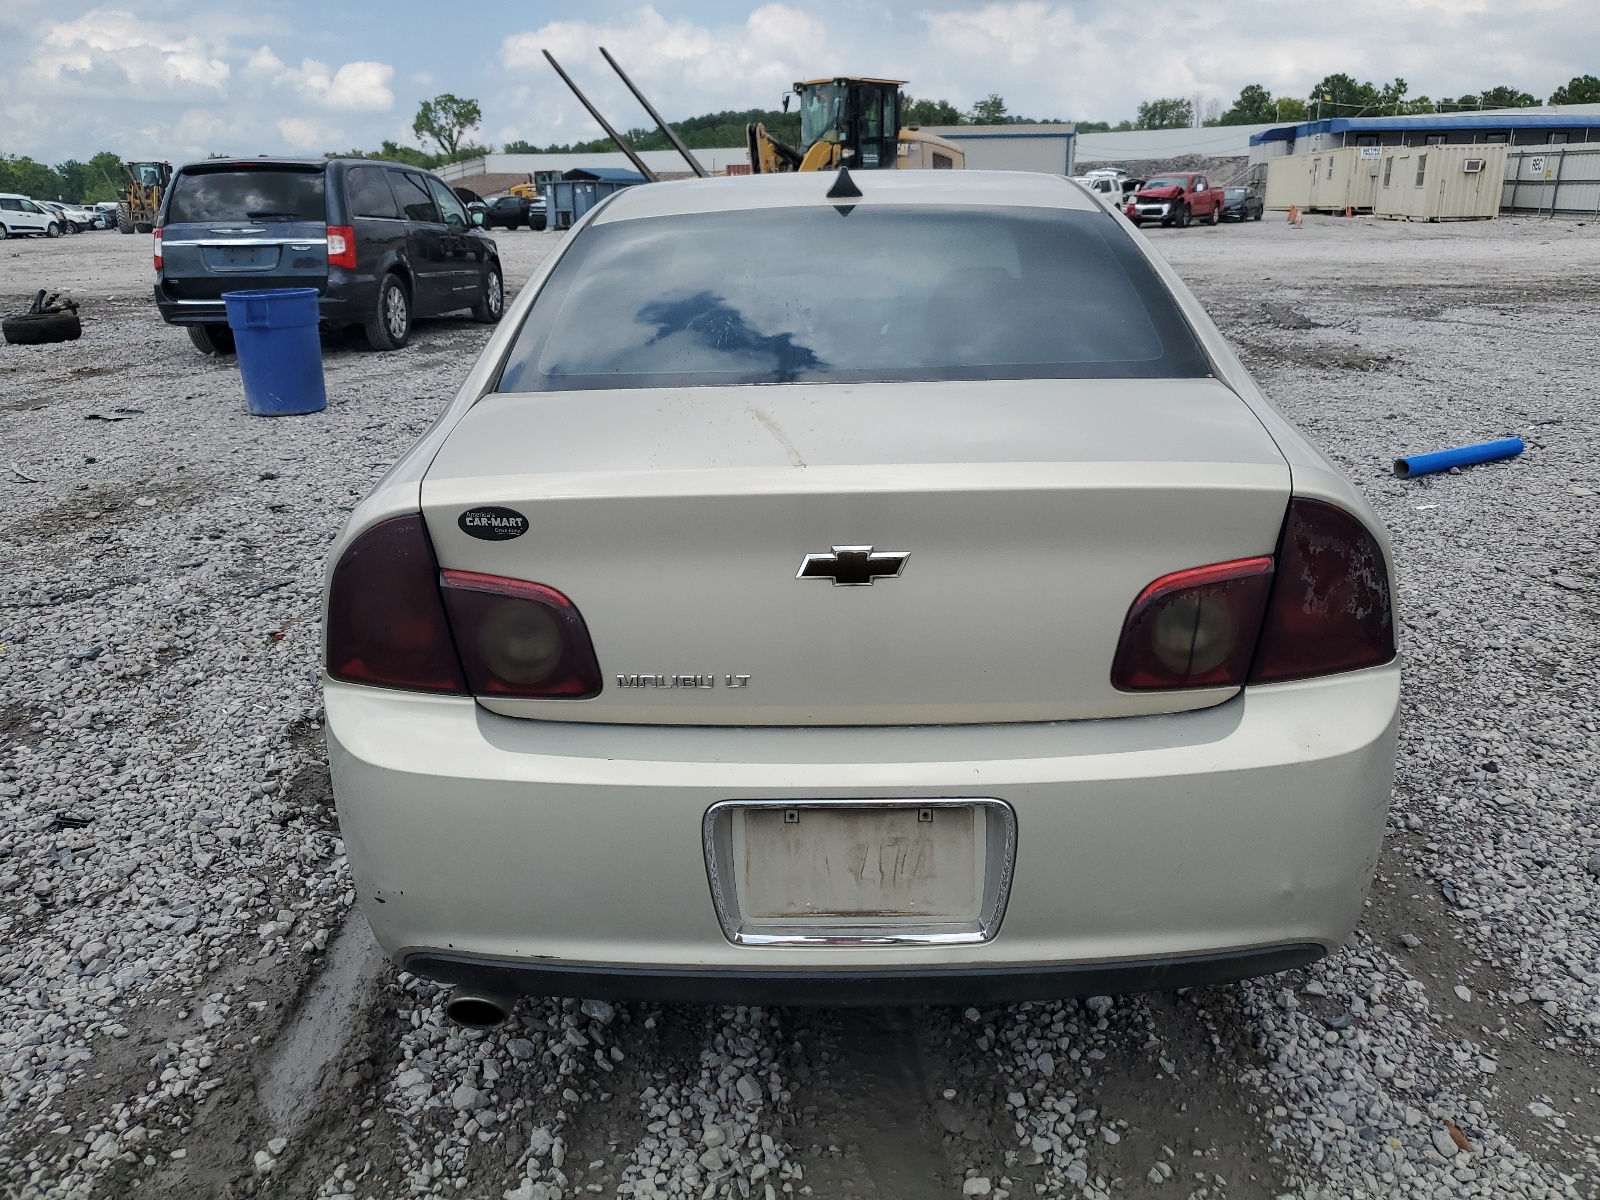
[826,167,863,199]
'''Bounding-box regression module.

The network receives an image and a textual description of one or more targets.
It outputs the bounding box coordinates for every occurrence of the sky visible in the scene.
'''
[1,0,1595,164]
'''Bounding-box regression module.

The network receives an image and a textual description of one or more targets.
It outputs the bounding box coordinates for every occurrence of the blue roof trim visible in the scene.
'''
[1249,111,1600,145]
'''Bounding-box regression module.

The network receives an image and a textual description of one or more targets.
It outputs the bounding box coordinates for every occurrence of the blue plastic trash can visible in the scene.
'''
[221,288,327,416]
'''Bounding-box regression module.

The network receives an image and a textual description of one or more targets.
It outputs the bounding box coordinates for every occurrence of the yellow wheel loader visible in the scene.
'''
[116,161,171,234]
[747,78,963,174]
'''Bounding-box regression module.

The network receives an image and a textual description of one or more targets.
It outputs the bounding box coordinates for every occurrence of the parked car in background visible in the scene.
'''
[480,194,540,230]
[1125,173,1224,228]
[93,202,121,227]
[322,169,1399,1017]
[0,195,64,238]
[1221,185,1265,222]
[154,157,505,355]
[38,201,99,232]
[1072,170,1143,210]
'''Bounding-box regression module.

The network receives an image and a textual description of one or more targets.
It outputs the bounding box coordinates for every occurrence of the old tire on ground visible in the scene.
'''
[472,263,504,324]
[116,202,134,234]
[188,324,236,356]
[3,311,82,345]
[364,273,411,351]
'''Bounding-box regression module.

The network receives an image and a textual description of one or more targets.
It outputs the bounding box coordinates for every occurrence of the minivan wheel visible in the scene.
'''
[365,274,411,351]
[188,324,236,356]
[472,263,504,324]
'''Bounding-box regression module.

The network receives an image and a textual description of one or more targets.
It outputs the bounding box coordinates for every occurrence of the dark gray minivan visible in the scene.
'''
[155,158,504,355]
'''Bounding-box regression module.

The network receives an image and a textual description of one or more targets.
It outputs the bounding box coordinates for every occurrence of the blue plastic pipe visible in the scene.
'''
[1393,437,1524,479]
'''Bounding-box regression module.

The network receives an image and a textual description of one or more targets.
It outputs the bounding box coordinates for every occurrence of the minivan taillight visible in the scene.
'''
[1111,557,1275,690]
[327,225,356,269]
[439,571,603,699]
[153,227,163,272]
[1248,498,1395,683]
[326,515,468,694]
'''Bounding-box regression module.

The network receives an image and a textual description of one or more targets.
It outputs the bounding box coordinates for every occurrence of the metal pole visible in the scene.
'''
[541,50,659,183]
[599,47,708,178]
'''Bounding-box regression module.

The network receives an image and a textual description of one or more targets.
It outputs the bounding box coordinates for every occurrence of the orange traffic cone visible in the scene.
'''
[1346,205,1353,218]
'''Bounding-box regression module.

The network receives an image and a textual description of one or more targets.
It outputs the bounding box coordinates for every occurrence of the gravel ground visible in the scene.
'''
[0,211,1596,1200]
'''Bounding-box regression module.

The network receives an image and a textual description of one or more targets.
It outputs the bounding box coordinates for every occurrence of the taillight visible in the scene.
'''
[326,515,468,693]
[327,225,357,269]
[439,571,602,699]
[1249,498,1395,683]
[153,227,162,272]
[1111,557,1275,690]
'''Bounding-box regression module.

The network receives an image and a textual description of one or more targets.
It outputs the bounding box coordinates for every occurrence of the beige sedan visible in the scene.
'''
[321,169,1398,1026]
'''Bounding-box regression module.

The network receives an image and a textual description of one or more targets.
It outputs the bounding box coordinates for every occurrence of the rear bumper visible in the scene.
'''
[327,662,1398,999]
[407,943,1324,1006]
[154,279,358,326]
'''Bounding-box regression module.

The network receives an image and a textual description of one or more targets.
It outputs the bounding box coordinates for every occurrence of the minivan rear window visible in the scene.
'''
[497,204,1209,391]
[166,167,326,224]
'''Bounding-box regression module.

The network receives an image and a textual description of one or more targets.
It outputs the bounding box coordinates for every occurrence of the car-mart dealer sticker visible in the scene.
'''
[458,506,528,540]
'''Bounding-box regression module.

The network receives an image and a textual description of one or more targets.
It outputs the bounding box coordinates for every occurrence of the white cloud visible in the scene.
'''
[496,5,829,143]
[279,58,395,111]
[8,9,399,159]
[277,116,324,148]
[32,9,232,95]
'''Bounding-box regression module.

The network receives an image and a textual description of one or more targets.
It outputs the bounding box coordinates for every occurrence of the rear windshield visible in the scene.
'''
[498,204,1208,391]
[166,167,326,223]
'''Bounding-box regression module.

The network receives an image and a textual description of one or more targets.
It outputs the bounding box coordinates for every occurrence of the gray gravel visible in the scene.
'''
[0,212,1596,1200]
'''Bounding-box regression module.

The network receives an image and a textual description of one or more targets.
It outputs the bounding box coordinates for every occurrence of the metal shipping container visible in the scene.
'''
[1265,146,1383,212]
[1374,143,1507,221]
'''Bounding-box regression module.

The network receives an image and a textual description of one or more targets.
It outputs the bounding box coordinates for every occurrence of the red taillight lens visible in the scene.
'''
[1249,498,1395,683]
[153,227,162,271]
[327,225,356,269]
[1111,557,1275,690]
[326,515,468,693]
[439,571,603,699]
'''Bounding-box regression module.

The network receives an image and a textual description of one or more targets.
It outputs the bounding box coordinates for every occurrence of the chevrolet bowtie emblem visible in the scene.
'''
[796,546,910,586]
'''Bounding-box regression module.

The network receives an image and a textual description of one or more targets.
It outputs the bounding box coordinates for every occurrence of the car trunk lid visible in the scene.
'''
[421,379,1291,725]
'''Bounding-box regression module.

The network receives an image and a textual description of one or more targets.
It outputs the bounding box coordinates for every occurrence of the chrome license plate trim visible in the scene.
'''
[702,798,1017,947]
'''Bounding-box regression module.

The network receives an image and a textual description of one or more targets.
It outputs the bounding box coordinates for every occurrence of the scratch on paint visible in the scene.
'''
[746,404,807,469]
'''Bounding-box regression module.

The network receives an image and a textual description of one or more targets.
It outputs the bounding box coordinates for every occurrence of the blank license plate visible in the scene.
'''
[732,806,983,923]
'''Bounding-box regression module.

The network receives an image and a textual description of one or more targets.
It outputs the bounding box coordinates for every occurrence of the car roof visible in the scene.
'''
[174,157,434,173]
[591,170,1100,224]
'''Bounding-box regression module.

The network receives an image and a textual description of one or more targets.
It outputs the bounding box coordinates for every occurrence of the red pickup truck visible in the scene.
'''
[1124,173,1224,228]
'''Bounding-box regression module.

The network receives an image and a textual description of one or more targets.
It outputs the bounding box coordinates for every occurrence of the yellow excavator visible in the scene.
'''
[748,78,964,173]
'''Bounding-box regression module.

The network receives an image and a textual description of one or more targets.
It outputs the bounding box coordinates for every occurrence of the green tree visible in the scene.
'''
[968,94,1010,123]
[903,97,964,125]
[1477,85,1540,109]
[1219,84,1277,125]
[1307,73,1381,117]
[1549,75,1600,105]
[1276,97,1308,121]
[1074,120,1111,133]
[412,94,482,160]
[0,155,66,199]
[1135,97,1193,129]
[55,151,124,203]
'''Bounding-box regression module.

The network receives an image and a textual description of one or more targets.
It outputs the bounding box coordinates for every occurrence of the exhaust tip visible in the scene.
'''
[444,991,514,1030]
